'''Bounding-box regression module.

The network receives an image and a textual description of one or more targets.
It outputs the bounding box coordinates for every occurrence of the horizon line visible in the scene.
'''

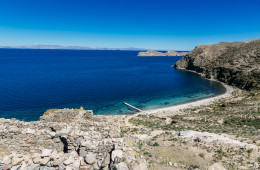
[0,44,191,52]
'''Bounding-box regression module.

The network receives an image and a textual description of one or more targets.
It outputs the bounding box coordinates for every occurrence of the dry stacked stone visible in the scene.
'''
[0,109,148,170]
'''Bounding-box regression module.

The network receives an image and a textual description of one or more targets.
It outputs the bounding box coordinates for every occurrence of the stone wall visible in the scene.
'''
[0,109,147,170]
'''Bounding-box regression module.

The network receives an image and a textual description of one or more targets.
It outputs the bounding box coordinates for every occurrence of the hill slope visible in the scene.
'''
[174,39,260,90]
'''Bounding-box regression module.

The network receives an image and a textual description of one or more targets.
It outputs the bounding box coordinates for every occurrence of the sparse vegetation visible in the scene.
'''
[143,151,152,157]
[129,115,182,131]
[125,89,259,169]
[199,153,205,159]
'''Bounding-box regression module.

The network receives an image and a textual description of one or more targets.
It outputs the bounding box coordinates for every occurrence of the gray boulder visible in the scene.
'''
[85,153,96,165]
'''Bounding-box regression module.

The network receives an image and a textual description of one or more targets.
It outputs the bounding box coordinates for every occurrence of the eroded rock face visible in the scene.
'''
[138,50,188,56]
[174,39,260,90]
[0,109,147,170]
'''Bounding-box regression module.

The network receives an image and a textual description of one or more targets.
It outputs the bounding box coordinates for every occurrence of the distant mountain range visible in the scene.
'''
[0,45,189,51]
[0,45,150,51]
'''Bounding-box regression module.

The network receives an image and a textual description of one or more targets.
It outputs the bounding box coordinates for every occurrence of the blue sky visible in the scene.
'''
[0,0,259,50]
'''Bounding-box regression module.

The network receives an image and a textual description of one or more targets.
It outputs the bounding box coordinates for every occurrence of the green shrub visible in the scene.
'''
[120,129,125,138]
[143,152,152,157]
[153,142,159,147]
[199,153,205,159]
[137,141,143,150]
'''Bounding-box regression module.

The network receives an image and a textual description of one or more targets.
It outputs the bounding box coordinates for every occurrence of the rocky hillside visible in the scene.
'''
[138,50,188,56]
[174,39,260,90]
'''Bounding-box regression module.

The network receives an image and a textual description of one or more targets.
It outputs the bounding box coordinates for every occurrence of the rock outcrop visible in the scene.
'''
[174,39,260,90]
[138,50,188,56]
[0,109,148,170]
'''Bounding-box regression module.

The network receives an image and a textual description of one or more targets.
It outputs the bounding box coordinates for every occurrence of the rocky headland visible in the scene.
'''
[0,39,259,170]
[174,39,260,90]
[138,51,188,57]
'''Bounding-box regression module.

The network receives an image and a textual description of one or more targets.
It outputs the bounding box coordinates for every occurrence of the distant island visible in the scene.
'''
[138,50,188,56]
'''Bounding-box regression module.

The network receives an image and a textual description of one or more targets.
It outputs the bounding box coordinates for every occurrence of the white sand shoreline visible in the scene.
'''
[139,80,234,115]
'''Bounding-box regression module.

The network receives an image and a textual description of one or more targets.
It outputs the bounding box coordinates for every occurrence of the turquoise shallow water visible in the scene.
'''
[97,84,224,115]
[0,49,225,121]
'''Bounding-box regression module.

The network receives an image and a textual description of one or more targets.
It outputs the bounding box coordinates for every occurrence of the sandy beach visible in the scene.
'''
[139,81,234,116]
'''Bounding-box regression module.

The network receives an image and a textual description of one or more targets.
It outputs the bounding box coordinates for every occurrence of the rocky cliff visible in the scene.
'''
[138,50,188,56]
[174,39,260,90]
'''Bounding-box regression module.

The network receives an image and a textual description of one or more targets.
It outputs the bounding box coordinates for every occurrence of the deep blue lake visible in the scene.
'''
[0,49,225,121]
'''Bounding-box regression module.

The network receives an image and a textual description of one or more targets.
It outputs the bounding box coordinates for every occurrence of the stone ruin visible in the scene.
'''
[0,109,148,170]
